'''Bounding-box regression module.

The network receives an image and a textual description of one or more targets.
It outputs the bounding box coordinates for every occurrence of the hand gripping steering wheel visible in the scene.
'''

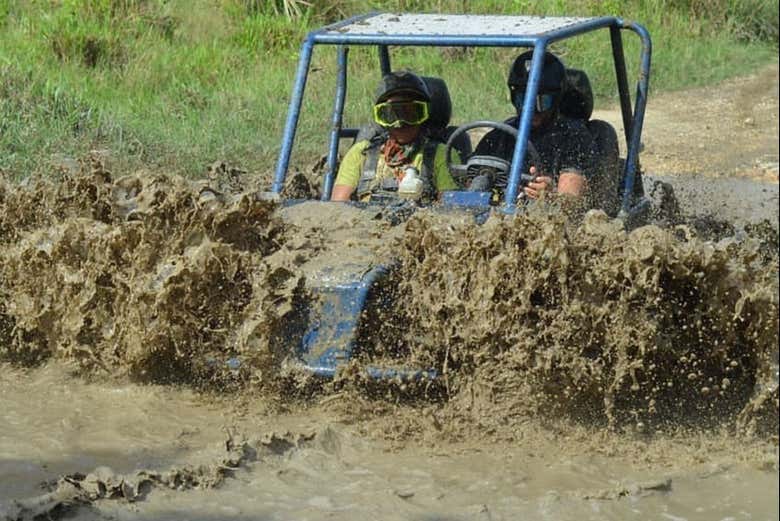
[444,120,543,196]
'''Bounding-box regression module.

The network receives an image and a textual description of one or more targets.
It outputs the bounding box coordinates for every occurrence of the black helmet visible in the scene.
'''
[507,50,566,94]
[375,70,432,104]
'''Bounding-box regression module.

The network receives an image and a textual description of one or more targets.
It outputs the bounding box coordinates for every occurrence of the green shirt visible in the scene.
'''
[335,139,459,199]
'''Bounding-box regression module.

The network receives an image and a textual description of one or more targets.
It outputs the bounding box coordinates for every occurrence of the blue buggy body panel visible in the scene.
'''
[269,13,653,379]
[297,262,435,380]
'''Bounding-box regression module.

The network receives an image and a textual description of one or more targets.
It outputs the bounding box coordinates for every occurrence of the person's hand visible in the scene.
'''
[523,166,553,199]
[330,184,355,202]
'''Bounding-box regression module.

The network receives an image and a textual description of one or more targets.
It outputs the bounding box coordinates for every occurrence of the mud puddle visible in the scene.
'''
[0,364,234,502]
[1,364,777,521]
[69,434,780,521]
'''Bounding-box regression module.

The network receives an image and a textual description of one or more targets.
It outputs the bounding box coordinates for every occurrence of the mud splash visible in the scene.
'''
[363,203,778,434]
[0,159,305,388]
[3,65,778,520]
[1,161,778,435]
[0,164,778,521]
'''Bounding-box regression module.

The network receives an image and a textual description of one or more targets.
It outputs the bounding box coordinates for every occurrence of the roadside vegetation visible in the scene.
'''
[1,0,777,178]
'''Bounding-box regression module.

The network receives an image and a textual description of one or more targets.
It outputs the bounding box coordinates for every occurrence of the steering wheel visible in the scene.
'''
[444,120,543,193]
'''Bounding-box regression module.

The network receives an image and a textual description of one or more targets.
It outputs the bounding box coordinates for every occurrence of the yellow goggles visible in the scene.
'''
[373,100,429,128]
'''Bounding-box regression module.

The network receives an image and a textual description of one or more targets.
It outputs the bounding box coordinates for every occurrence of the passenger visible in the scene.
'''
[474,51,599,201]
[330,70,459,203]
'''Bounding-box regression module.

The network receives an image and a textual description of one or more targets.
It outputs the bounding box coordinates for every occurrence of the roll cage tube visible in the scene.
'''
[321,45,349,201]
[271,37,315,193]
[271,14,651,216]
[619,20,652,216]
[502,43,548,210]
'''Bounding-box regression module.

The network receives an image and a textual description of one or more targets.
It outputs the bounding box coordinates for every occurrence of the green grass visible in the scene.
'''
[0,0,777,180]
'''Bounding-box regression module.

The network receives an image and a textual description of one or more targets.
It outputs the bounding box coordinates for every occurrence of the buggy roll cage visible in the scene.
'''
[271,13,652,217]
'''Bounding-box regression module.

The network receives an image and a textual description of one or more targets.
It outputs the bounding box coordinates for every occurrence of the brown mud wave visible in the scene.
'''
[363,204,778,435]
[0,159,306,388]
[1,163,778,435]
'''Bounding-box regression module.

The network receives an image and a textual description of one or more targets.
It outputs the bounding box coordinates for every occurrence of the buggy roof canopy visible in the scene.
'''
[314,13,613,46]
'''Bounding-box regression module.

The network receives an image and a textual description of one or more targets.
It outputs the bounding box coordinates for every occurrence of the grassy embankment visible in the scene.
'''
[0,0,777,180]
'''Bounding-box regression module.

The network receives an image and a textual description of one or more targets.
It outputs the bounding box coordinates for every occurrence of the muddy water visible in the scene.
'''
[0,364,232,501]
[2,364,777,521]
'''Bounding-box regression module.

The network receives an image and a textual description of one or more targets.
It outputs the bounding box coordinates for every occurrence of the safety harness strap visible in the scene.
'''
[356,143,381,198]
[420,140,438,201]
[357,138,438,201]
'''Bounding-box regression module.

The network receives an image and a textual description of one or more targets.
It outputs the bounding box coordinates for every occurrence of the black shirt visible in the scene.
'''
[474,115,599,180]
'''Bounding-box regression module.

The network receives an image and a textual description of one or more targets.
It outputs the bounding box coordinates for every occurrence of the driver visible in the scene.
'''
[330,70,459,203]
[474,51,599,201]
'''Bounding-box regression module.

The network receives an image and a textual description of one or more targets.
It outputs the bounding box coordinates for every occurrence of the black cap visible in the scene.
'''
[375,70,432,104]
[507,51,566,93]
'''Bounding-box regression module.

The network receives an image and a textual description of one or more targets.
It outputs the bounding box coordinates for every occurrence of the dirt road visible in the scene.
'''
[596,64,779,227]
[599,64,779,182]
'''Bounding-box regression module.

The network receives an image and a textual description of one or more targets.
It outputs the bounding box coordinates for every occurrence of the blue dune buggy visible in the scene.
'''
[269,12,654,380]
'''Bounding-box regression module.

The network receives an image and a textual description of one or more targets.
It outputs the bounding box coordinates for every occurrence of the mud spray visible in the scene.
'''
[0,159,308,389]
[367,201,778,433]
[0,160,777,520]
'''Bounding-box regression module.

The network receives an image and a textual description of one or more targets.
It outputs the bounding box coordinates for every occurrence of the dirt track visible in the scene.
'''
[597,64,779,183]
[594,63,779,229]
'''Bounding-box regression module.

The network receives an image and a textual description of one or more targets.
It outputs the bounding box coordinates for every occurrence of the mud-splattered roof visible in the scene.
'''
[322,13,596,39]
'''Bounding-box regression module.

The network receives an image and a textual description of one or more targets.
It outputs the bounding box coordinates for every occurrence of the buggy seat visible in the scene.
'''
[559,68,622,215]
[422,76,472,158]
